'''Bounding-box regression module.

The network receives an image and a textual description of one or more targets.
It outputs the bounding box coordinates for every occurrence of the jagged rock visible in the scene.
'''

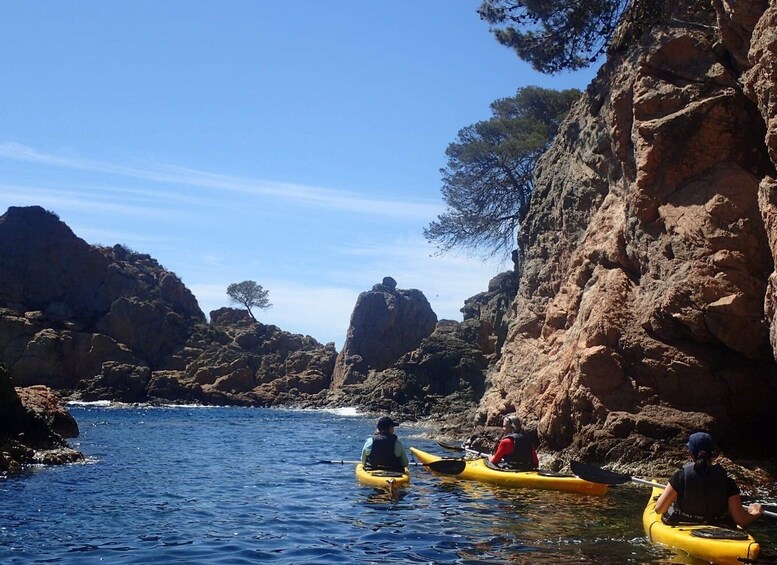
[0,207,340,406]
[461,270,520,359]
[325,318,491,427]
[0,365,83,473]
[479,0,777,478]
[210,307,254,328]
[14,385,79,438]
[0,206,204,381]
[77,362,152,403]
[331,278,438,387]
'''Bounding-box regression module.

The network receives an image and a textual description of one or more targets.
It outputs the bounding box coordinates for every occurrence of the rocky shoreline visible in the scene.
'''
[4,364,775,497]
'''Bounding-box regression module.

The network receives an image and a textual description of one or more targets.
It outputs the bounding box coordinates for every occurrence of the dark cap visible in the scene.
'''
[687,432,714,457]
[377,416,400,430]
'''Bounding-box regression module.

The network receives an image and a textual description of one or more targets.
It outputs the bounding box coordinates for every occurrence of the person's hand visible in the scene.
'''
[747,502,763,517]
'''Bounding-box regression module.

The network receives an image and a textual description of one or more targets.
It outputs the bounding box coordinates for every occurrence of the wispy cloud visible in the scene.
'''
[0,184,175,218]
[0,142,443,219]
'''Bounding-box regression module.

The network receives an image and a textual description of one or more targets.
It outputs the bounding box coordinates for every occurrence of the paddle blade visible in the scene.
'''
[436,440,465,452]
[570,461,632,485]
[427,459,466,475]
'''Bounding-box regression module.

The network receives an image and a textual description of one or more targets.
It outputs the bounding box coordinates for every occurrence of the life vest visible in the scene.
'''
[664,462,730,525]
[502,433,536,471]
[366,433,403,471]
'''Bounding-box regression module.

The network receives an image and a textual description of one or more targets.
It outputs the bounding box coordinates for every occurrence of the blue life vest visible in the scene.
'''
[366,433,403,471]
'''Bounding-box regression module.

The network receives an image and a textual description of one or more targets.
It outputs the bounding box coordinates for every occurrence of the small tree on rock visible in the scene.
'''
[226,280,271,321]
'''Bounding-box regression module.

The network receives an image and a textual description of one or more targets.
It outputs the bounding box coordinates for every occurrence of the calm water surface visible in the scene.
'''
[1,406,774,564]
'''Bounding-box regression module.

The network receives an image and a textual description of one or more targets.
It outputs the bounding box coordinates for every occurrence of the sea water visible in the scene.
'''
[1,405,774,564]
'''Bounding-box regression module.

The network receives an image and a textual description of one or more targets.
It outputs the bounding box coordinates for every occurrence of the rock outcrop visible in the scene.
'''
[331,277,438,387]
[0,206,203,388]
[0,206,340,407]
[0,365,83,473]
[478,0,777,477]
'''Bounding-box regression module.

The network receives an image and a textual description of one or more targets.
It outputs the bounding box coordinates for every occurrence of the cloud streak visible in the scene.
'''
[0,142,443,220]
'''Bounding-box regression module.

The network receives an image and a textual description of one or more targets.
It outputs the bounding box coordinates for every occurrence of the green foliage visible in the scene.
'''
[478,0,629,73]
[424,86,580,259]
[226,280,271,321]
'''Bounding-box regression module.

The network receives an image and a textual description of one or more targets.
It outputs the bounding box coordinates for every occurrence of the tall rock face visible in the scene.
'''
[0,206,204,385]
[331,277,438,387]
[480,0,777,473]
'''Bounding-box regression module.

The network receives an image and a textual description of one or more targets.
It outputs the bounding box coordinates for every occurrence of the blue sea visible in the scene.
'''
[1,405,774,564]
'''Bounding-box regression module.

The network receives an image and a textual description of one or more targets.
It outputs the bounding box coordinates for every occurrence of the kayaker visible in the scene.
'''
[654,431,763,527]
[361,416,409,472]
[489,415,538,471]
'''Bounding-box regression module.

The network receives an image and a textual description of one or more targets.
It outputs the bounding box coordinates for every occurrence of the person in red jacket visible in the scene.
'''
[489,415,538,471]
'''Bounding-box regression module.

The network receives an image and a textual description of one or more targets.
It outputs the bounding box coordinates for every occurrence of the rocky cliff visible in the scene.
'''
[0,206,478,422]
[0,206,338,407]
[478,0,777,477]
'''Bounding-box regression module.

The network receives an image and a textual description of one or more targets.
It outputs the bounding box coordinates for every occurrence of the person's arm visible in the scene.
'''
[361,438,372,464]
[728,495,762,527]
[395,438,409,468]
[530,446,539,468]
[654,483,677,515]
[489,438,513,464]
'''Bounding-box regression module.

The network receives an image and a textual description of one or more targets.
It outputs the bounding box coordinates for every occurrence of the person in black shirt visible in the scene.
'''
[655,432,762,527]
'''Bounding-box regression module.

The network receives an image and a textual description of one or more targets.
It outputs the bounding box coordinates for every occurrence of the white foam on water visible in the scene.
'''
[324,406,361,417]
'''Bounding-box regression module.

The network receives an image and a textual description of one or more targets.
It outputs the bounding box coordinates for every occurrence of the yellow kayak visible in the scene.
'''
[643,486,760,564]
[355,464,410,489]
[410,447,607,495]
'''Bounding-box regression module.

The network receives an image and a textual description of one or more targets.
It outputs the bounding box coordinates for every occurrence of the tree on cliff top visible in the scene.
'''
[478,0,630,73]
[226,280,271,321]
[424,86,580,259]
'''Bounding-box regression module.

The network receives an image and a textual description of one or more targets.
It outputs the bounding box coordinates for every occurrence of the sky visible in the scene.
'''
[0,1,595,349]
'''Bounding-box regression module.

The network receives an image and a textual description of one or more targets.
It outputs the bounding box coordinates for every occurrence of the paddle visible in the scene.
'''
[570,461,663,488]
[318,459,466,475]
[436,440,490,458]
[570,461,777,520]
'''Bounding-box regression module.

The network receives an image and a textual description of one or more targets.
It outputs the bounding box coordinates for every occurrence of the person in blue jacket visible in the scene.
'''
[654,432,762,527]
[361,416,409,472]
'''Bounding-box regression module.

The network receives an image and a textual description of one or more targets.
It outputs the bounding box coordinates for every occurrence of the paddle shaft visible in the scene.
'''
[320,460,422,466]
[633,477,665,488]
[318,459,466,474]
[623,478,777,520]
[572,462,777,521]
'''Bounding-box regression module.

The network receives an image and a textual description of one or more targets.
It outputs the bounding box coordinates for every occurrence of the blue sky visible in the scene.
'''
[0,1,595,349]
